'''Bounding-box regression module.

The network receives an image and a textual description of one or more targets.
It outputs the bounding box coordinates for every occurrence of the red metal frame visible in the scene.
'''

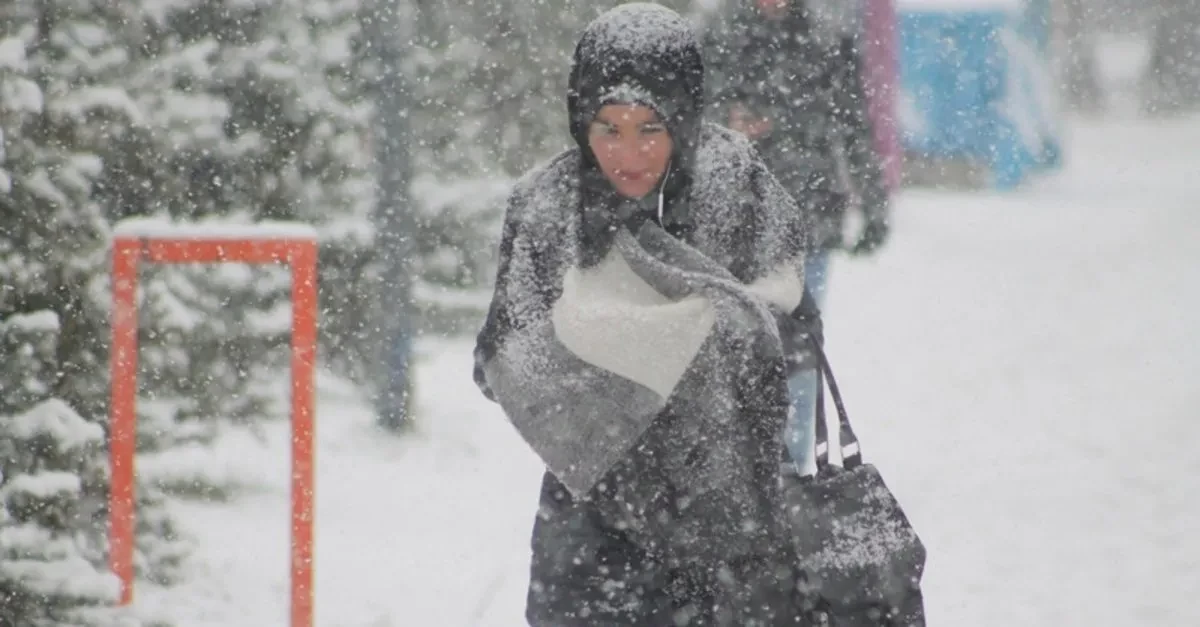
[109,233,317,627]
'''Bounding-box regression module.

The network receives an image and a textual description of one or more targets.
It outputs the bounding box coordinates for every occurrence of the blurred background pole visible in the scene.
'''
[362,0,418,431]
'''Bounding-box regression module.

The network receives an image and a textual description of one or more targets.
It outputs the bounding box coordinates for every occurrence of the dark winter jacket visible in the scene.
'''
[473,4,818,624]
[703,1,888,248]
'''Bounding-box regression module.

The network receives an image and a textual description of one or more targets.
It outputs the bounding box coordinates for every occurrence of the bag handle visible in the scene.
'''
[808,333,863,470]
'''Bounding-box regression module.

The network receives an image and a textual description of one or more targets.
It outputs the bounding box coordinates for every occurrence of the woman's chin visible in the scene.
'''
[613,181,654,199]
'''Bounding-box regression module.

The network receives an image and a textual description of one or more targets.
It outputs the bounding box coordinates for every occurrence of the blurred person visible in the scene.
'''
[472,3,827,624]
[1144,0,1200,113]
[703,0,891,477]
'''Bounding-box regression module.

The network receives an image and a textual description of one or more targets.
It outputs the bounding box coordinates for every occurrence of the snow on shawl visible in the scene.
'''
[474,124,813,500]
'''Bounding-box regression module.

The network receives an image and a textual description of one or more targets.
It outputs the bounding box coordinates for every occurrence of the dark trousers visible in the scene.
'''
[525,471,814,626]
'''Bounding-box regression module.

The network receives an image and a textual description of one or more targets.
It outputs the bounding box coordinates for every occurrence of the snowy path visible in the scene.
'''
[129,345,545,627]
[824,117,1200,625]
[129,115,1200,627]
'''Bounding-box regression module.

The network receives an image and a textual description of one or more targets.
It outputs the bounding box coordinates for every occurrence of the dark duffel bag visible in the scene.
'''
[783,336,927,626]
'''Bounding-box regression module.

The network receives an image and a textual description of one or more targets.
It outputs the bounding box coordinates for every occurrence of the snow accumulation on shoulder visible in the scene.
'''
[581,2,697,57]
[113,217,318,241]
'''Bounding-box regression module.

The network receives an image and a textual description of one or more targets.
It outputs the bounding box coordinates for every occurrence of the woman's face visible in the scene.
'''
[587,104,673,199]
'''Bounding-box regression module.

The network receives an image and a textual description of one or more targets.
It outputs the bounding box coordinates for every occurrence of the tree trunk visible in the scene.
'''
[362,0,418,430]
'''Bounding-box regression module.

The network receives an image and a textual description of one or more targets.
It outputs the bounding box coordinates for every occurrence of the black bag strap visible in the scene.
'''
[809,333,863,470]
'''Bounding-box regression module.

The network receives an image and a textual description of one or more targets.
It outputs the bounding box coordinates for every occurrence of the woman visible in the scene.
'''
[473,3,821,625]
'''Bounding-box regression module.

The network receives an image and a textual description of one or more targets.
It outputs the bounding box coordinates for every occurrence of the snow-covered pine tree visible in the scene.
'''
[411,0,701,178]
[0,10,126,623]
[1,4,188,623]
[400,0,571,315]
[94,3,305,447]
[0,313,182,627]
[109,0,379,387]
[0,315,116,623]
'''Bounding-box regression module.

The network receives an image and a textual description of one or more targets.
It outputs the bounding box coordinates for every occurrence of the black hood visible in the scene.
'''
[567,3,706,189]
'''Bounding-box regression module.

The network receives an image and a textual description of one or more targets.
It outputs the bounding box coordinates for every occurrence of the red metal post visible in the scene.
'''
[107,230,318,626]
[109,238,141,605]
[289,241,318,627]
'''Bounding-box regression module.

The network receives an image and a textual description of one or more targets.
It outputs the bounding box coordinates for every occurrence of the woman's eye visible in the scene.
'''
[641,125,666,135]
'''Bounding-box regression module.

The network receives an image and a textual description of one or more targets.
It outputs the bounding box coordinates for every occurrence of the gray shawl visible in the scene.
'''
[475,123,813,562]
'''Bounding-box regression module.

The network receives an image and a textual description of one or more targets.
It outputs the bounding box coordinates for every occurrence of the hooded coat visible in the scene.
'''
[473,4,823,625]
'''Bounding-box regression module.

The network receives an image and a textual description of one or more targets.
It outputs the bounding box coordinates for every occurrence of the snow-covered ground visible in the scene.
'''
[119,113,1200,626]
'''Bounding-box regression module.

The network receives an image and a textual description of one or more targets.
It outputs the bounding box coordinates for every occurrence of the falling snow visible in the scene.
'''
[1,1,1198,626]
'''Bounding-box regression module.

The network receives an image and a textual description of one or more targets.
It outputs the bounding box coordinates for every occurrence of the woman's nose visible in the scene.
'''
[630,139,659,159]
